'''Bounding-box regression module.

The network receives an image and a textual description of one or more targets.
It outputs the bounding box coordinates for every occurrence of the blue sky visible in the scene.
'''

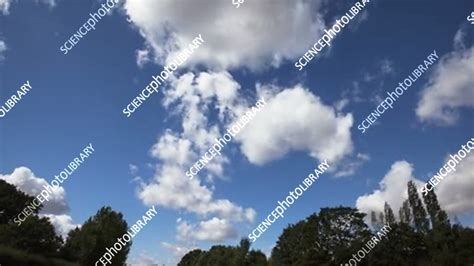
[0,0,473,264]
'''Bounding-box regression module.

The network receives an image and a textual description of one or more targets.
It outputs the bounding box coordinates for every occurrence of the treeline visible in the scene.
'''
[1,178,473,265]
[0,180,131,265]
[179,181,474,266]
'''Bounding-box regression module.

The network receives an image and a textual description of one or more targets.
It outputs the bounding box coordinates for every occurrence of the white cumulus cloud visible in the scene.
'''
[416,47,474,125]
[436,152,474,214]
[123,0,326,70]
[356,161,422,217]
[235,85,354,165]
[137,72,256,245]
[177,217,237,242]
[356,154,474,221]
[137,70,357,247]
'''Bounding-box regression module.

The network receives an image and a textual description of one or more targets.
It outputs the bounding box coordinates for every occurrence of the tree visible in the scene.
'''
[366,223,427,265]
[407,181,429,233]
[399,199,412,225]
[235,238,250,265]
[370,211,377,226]
[0,216,63,257]
[384,202,396,225]
[422,188,449,228]
[378,212,384,225]
[178,238,267,266]
[197,245,238,266]
[0,180,62,258]
[271,207,371,265]
[61,206,130,265]
[178,249,204,266]
[246,250,267,266]
[177,196,474,266]
[0,180,41,224]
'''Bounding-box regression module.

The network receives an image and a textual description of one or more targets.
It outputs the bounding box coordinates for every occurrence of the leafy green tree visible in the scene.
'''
[178,249,204,266]
[198,245,238,266]
[407,181,429,233]
[0,180,40,224]
[235,238,250,265]
[61,206,130,265]
[178,238,267,266]
[450,225,474,263]
[246,250,267,266]
[0,180,62,258]
[0,216,63,257]
[271,207,371,265]
[366,223,427,265]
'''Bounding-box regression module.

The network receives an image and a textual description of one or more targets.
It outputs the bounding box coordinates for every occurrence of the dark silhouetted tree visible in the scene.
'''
[0,180,40,224]
[422,188,449,228]
[384,202,396,225]
[61,206,130,265]
[0,216,62,257]
[378,212,384,225]
[178,249,204,266]
[399,199,412,225]
[246,250,267,266]
[407,181,429,233]
[271,207,371,265]
[178,238,267,266]
[0,180,62,258]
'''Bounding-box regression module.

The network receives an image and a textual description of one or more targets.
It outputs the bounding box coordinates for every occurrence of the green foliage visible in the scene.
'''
[366,223,427,265]
[408,181,429,233]
[178,249,205,266]
[178,187,473,265]
[0,180,62,258]
[398,199,412,225]
[0,179,40,224]
[271,207,371,266]
[0,216,63,257]
[422,188,449,228]
[61,206,130,265]
[0,180,134,265]
[246,250,267,266]
[384,202,396,225]
[177,238,268,266]
[0,245,79,266]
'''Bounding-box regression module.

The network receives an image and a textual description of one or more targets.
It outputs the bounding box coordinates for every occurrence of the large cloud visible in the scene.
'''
[356,154,474,220]
[416,47,474,125]
[235,85,354,165]
[137,71,256,246]
[436,152,474,214]
[0,167,78,237]
[356,161,422,217]
[138,163,256,222]
[124,0,326,70]
[138,71,356,249]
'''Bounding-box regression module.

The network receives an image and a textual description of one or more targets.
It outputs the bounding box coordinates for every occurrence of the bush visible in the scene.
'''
[0,245,79,266]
